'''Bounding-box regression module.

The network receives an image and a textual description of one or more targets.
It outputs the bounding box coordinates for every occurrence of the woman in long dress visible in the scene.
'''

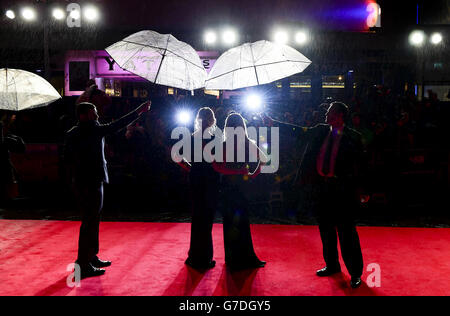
[213,112,268,270]
[183,107,220,270]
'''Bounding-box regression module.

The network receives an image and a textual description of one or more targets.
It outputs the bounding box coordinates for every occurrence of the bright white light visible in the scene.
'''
[6,10,15,20]
[70,9,81,20]
[409,30,425,47]
[430,33,443,45]
[84,6,99,22]
[274,30,289,45]
[246,94,263,112]
[295,31,308,45]
[52,8,65,20]
[21,7,36,21]
[177,110,192,125]
[204,31,217,45]
[222,29,237,45]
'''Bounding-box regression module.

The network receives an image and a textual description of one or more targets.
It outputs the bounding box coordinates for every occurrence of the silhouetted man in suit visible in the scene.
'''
[264,102,365,288]
[64,100,151,279]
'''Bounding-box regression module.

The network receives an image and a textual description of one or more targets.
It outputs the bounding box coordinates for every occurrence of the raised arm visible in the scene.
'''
[261,113,309,139]
[99,100,151,135]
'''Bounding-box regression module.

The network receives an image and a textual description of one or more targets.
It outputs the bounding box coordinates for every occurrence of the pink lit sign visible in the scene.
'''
[96,56,136,76]
[65,50,219,96]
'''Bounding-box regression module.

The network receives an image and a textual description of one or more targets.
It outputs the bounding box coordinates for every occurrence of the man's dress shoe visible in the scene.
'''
[316,266,341,277]
[80,263,105,279]
[91,257,112,268]
[351,277,362,289]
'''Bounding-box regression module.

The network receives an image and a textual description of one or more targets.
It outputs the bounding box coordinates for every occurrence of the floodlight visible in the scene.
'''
[6,10,15,20]
[52,8,65,20]
[246,94,263,112]
[430,33,442,45]
[223,29,237,45]
[177,110,192,125]
[409,30,425,47]
[22,7,36,21]
[84,6,99,22]
[274,30,289,45]
[204,31,217,45]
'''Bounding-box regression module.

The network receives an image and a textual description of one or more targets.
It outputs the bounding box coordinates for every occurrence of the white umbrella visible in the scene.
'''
[106,30,207,91]
[0,68,61,111]
[205,40,312,90]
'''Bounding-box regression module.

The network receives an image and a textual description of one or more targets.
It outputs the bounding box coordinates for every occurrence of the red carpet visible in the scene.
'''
[0,220,449,296]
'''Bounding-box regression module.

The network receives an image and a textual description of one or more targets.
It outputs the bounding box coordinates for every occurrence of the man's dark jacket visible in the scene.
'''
[279,123,366,192]
[0,133,26,184]
[64,109,140,184]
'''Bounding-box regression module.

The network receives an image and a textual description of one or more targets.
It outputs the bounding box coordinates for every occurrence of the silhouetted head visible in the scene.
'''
[326,101,349,128]
[86,79,97,89]
[194,107,217,132]
[224,112,247,129]
[223,112,251,141]
[77,102,98,122]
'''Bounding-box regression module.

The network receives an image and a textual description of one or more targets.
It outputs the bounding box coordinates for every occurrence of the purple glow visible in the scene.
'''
[283,0,376,31]
[318,4,371,30]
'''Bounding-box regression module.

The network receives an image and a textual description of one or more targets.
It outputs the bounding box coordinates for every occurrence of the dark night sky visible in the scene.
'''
[99,0,449,30]
[2,0,448,32]
[0,0,448,57]
[98,0,423,31]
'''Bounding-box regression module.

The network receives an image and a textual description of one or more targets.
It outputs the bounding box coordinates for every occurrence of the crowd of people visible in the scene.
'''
[0,81,448,215]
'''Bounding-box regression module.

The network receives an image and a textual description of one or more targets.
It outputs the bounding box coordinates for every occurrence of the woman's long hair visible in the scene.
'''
[194,107,217,135]
[223,112,253,142]
[223,112,260,167]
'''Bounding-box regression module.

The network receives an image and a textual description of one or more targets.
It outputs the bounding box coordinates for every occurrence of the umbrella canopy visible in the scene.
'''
[106,30,207,91]
[205,40,312,91]
[0,68,61,111]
